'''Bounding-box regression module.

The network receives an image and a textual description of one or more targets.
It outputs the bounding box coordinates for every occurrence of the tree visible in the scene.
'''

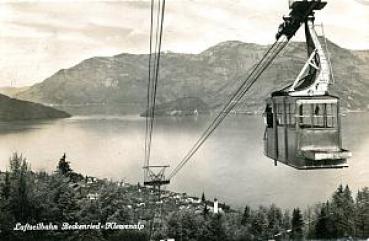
[304,206,313,238]
[203,203,210,217]
[6,153,34,222]
[56,153,72,175]
[17,160,30,221]
[291,208,304,240]
[0,152,42,241]
[201,192,206,203]
[166,210,206,241]
[250,207,269,240]
[356,187,369,238]
[315,204,331,239]
[0,170,15,240]
[0,171,10,200]
[206,214,228,241]
[282,210,291,231]
[314,202,337,239]
[50,174,79,223]
[267,204,283,238]
[9,153,22,178]
[241,205,251,225]
[331,184,355,237]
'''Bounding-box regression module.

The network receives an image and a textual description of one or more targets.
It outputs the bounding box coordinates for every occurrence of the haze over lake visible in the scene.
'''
[0,113,367,209]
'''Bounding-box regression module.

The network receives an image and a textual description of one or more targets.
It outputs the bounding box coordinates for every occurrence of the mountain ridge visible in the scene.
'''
[15,39,369,115]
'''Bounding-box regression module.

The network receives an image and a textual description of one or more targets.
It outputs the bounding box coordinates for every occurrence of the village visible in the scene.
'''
[70,174,230,218]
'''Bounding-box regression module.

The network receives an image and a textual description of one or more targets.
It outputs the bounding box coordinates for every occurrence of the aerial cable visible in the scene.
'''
[168,36,288,180]
[148,0,166,144]
[144,0,166,182]
[147,0,166,161]
[168,39,286,179]
[144,0,155,179]
[151,0,163,85]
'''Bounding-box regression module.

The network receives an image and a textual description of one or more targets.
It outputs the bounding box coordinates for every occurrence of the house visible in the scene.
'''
[87,193,99,200]
[137,202,146,208]
[118,179,127,187]
[85,176,97,184]
[186,197,201,204]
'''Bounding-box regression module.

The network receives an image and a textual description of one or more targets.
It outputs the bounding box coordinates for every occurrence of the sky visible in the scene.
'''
[0,0,368,87]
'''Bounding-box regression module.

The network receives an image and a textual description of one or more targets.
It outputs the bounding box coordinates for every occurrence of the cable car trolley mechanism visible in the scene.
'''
[263,0,351,169]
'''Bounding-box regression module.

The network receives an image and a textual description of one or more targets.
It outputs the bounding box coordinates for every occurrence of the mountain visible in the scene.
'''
[16,39,369,115]
[0,94,71,121]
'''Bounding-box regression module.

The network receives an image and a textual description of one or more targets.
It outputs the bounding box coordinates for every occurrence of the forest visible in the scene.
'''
[0,153,369,241]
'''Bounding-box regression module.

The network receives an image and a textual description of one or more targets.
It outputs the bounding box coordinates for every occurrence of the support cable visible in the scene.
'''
[168,36,288,180]
[144,0,166,183]
[144,0,155,182]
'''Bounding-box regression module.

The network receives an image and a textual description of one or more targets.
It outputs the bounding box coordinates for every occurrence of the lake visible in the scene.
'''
[0,113,368,210]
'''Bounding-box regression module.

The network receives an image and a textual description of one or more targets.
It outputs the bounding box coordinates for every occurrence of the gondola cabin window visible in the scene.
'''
[275,102,295,127]
[296,102,337,129]
[276,103,284,126]
[287,103,295,127]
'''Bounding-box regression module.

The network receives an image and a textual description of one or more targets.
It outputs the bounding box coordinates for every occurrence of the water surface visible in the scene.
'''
[0,113,367,209]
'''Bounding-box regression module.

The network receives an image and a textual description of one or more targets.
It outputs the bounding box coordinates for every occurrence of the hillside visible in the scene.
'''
[16,40,369,115]
[0,94,71,121]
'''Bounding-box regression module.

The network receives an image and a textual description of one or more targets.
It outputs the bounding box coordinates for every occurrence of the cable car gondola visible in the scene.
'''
[264,94,351,169]
[263,0,351,169]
